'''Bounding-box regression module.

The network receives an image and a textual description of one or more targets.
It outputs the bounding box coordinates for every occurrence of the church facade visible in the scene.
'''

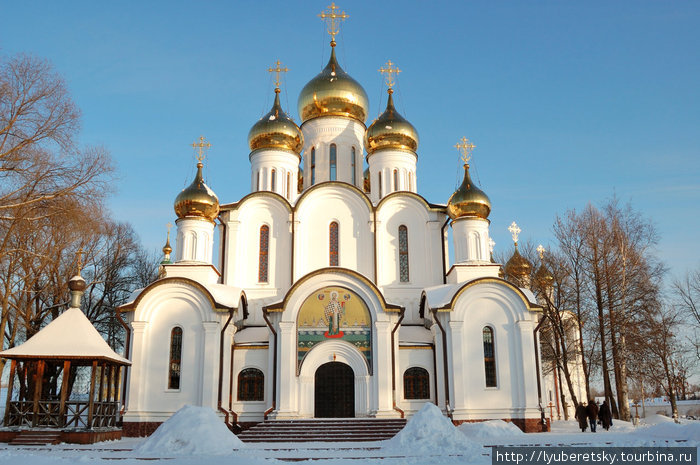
[118,7,549,435]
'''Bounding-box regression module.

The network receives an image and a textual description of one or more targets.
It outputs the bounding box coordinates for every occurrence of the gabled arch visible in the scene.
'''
[295,181,373,212]
[439,277,542,314]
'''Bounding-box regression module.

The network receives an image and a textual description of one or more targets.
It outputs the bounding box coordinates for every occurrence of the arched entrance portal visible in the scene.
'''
[314,362,355,418]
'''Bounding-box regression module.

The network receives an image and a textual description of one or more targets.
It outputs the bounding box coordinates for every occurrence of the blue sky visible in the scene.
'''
[2,1,698,286]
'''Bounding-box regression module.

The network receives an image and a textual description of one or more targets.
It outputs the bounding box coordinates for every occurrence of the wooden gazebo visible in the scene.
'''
[0,274,130,444]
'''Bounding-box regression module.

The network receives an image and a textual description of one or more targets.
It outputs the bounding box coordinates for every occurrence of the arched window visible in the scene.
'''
[286,172,291,199]
[399,225,409,282]
[393,169,399,191]
[237,368,264,401]
[311,147,316,185]
[483,327,497,387]
[378,172,383,197]
[351,147,356,184]
[256,170,261,191]
[168,327,183,389]
[329,221,339,266]
[408,171,413,191]
[258,225,269,282]
[329,144,337,181]
[403,367,429,399]
[271,169,276,191]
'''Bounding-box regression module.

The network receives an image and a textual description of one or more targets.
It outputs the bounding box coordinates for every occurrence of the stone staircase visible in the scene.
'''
[237,418,407,443]
[9,430,62,446]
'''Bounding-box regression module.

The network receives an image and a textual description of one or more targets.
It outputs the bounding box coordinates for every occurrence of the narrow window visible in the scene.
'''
[329,221,339,266]
[286,172,291,199]
[351,147,356,185]
[258,225,269,282]
[329,144,337,181]
[403,367,429,399]
[256,171,261,191]
[408,171,413,191]
[378,172,383,197]
[271,169,276,191]
[399,225,409,282]
[237,368,264,401]
[393,169,399,191]
[483,327,497,387]
[168,327,183,389]
[311,147,316,185]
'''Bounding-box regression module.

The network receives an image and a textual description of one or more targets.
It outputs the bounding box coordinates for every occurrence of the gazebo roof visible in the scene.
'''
[0,307,130,365]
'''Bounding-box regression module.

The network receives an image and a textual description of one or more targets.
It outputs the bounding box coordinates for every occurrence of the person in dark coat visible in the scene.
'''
[575,403,588,432]
[586,399,599,432]
[598,401,612,430]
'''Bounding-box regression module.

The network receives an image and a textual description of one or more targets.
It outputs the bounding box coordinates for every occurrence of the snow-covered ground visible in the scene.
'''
[0,404,697,465]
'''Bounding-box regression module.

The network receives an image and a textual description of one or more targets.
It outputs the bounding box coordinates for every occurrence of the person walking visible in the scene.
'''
[586,399,599,432]
[599,401,612,431]
[575,402,588,432]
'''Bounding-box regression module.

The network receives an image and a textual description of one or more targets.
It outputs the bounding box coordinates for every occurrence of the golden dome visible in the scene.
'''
[298,45,369,124]
[174,162,220,222]
[365,90,419,154]
[535,263,554,284]
[446,164,491,220]
[249,89,304,154]
[505,245,532,277]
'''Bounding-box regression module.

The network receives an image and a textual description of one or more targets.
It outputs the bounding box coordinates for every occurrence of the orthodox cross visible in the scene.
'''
[191,136,211,163]
[454,136,476,165]
[318,3,349,44]
[76,247,85,274]
[488,238,496,254]
[268,60,289,91]
[508,221,521,244]
[537,244,546,260]
[166,222,172,241]
[379,60,401,91]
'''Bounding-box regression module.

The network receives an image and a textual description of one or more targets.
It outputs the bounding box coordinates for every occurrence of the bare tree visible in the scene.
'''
[674,267,700,359]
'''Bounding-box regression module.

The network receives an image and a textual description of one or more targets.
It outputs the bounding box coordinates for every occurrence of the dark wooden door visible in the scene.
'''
[314,362,355,418]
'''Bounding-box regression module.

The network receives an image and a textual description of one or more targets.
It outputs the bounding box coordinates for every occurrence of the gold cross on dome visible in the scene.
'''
[508,221,521,244]
[166,222,172,239]
[191,136,212,163]
[537,244,546,260]
[454,136,476,164]
[379,60,401,90]
[268,60,289,90]
[489,238,496,254]
[76,247,85,274]
[318,3,349,43]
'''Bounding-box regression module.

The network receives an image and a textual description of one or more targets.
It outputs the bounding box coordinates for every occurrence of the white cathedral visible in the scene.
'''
[118,7,552,435]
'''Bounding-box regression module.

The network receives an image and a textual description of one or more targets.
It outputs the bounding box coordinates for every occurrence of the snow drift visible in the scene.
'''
[135,405,244,456]
[458,419,525,439]
[383,403,482,458]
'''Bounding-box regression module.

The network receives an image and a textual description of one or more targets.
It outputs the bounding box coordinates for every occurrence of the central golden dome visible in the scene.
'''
[249,89,304,154]
[298,46,369,124]
[174,162,220,222]
[365,90,419,154]
[446,164,491,220]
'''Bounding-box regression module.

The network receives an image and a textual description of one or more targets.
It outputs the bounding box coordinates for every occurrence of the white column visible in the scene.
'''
[373,320,395,417]
[517,320,539,409]
[127,321,149,412]
[274,321,298,418]
[200,321,220,408]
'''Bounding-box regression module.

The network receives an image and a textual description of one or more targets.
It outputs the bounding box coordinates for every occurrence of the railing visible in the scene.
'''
[4,401,120,429]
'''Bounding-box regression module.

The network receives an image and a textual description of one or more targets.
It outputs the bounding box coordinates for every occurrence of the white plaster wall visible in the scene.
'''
[451,217,491,264]
[250,149,300,202]
[300,117,365,190]
[294,185,373,279]
[397,348,436,415]
[446,282,541,421]
[175,217,215,263]
[124,283,221,423]
[367,150,417,203]
[231,347,269,423]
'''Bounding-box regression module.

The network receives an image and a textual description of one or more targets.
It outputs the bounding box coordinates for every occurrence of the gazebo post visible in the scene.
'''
[98,362,105,402]
[32,360,46,427]
[58,360,71,427]
[106,364,113,402]
[3,359,16,426]
[87,360,97,429]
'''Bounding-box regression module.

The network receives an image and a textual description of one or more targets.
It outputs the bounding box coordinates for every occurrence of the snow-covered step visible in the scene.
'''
[237,418,407,443]
[9,430,62,446]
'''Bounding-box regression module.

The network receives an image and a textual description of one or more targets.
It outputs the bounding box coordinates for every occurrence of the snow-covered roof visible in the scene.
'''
[422,279,540,310]
[120,280,243,312]
[0,307,131,365]
[234,326,270,344]
[399,326,433,344]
